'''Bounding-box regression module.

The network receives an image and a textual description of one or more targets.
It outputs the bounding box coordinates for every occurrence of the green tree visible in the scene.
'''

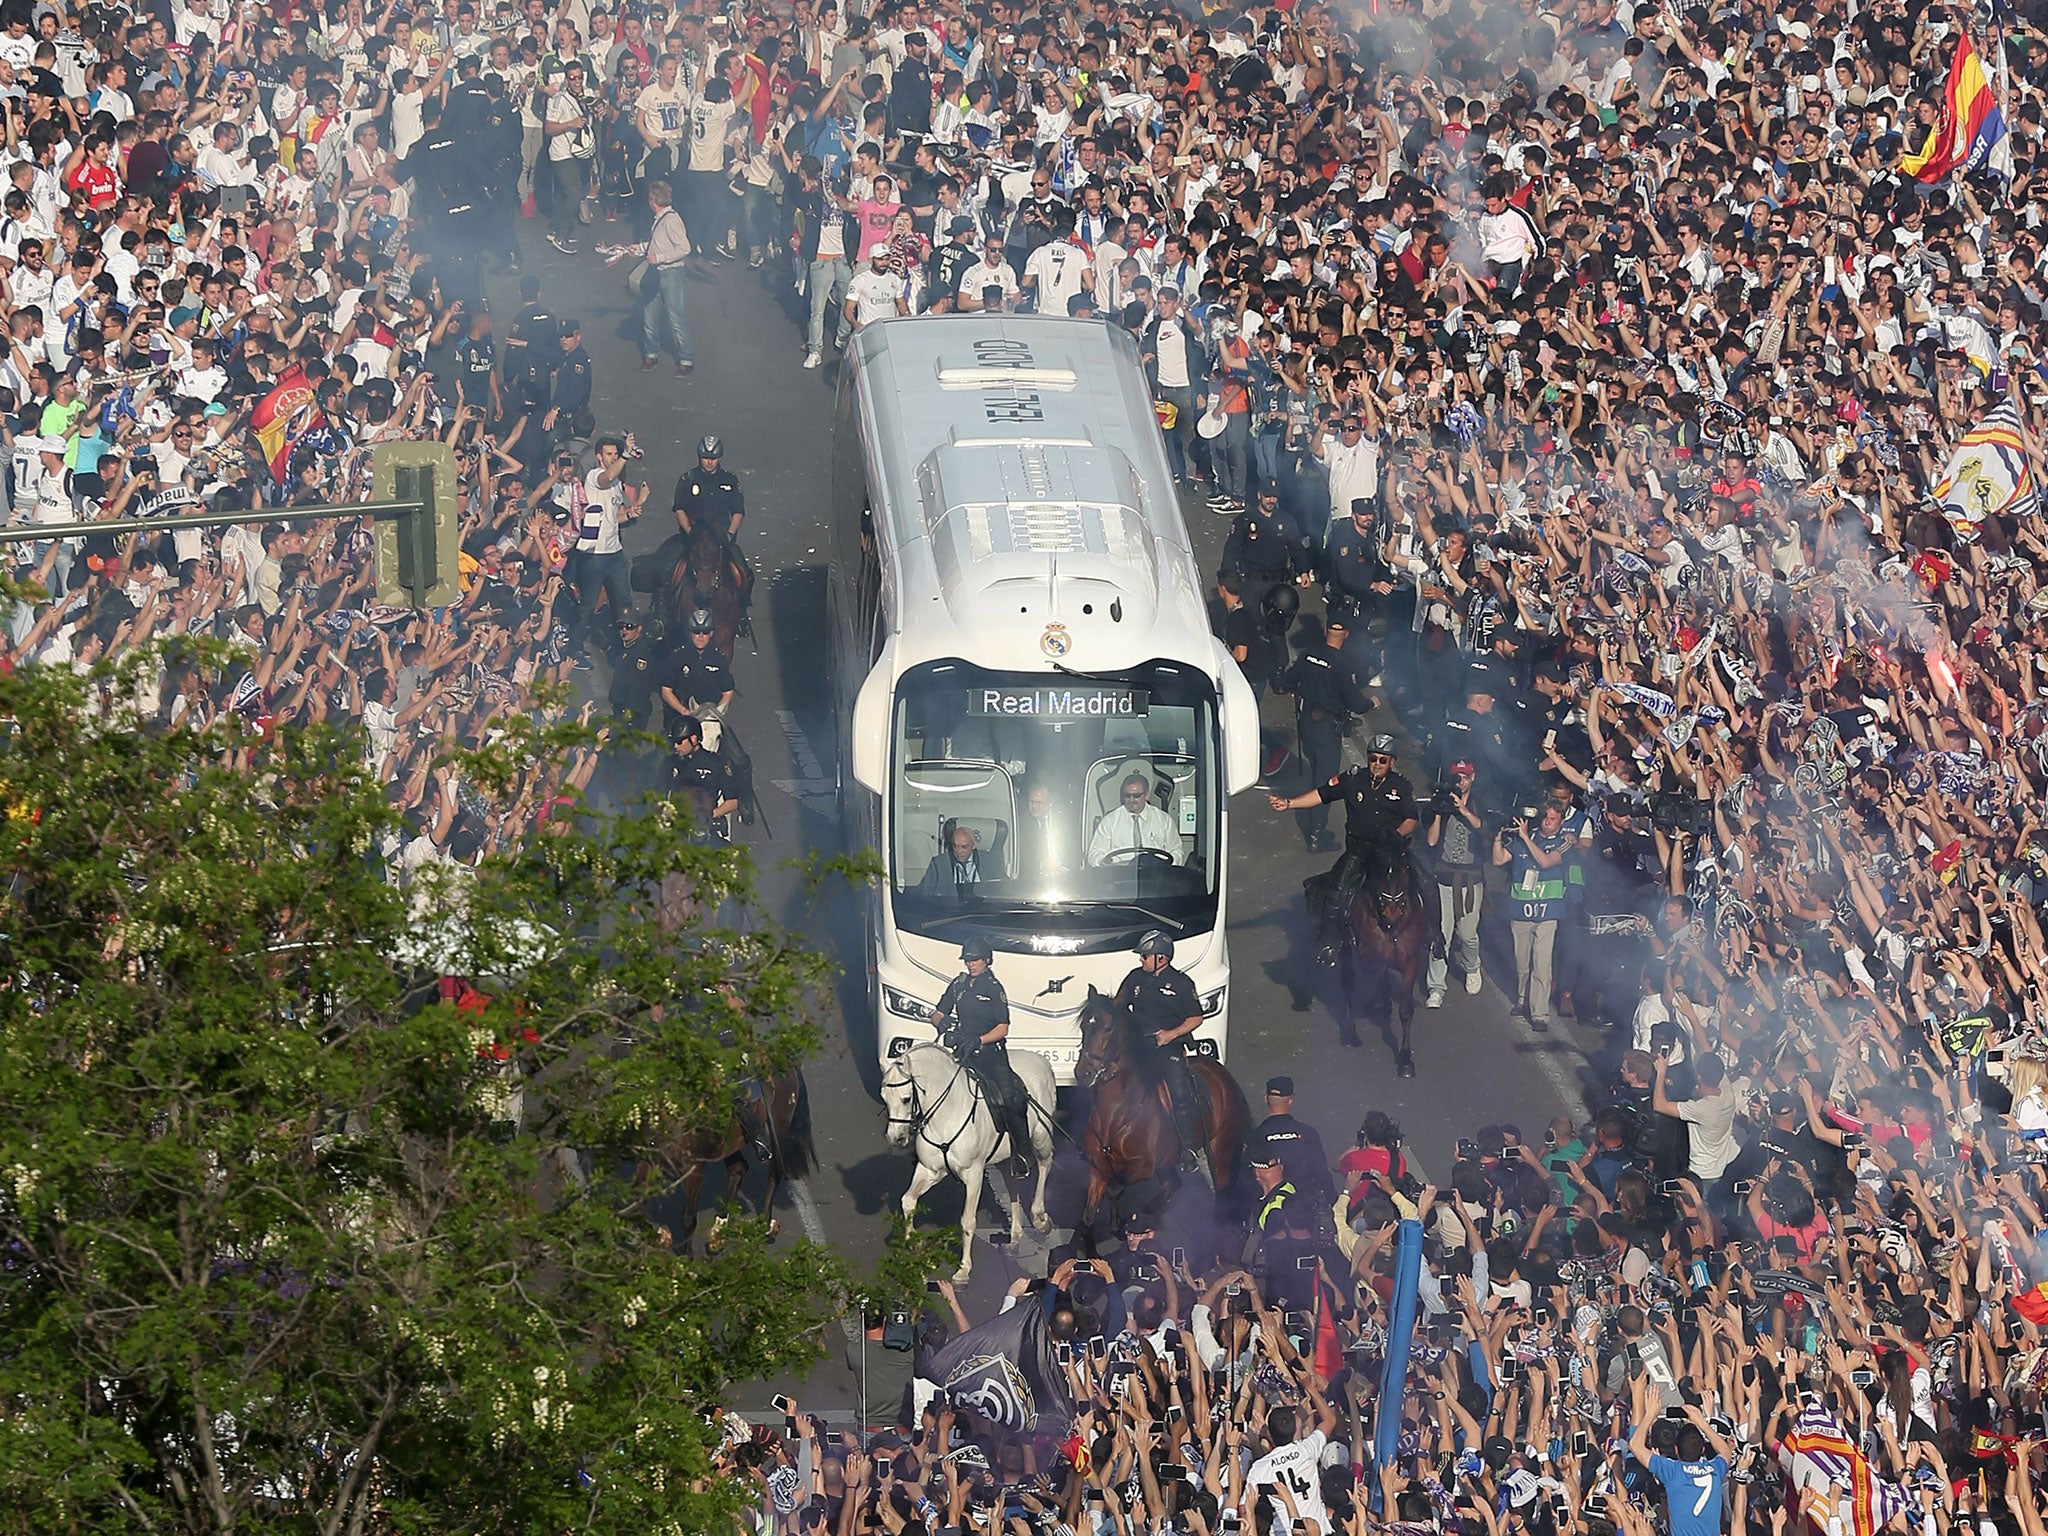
[0,655,895,1534]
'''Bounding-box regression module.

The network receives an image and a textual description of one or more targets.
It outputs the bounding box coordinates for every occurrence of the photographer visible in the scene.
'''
[1492,799,1568,1032]
[1422,758,1486,1007]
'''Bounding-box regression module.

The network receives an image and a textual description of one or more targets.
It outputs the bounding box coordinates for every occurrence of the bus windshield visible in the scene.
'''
[889,660,1220,947]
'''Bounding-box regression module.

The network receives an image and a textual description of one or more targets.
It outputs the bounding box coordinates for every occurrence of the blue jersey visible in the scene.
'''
[1649,1454,1727,1536]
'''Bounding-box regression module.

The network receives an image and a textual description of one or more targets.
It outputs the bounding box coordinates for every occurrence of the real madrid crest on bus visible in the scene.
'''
[1040,623,1071,658]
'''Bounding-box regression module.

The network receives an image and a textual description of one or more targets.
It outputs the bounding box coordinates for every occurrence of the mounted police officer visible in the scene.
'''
[931,938,1030,1155]
[1277,602,1373,853]
[665,713,738,840]
[658,607,735,740]
[672,434,751,610]
[1113,930,1209,1178]
[1270,733,1420,967]
[674,434,746,540]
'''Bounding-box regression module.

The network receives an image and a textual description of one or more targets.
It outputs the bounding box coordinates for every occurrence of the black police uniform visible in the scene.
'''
[1219,503,1310,583]
[1115,961,1205,1152]
[935,968,1028,1146]
[1429,709,1512,819]
[675,464,746,538]
[608,626,666,726]
[1318,511,1387,612]
[667,743,738,838]
[503,298,557,409]
[1247,1109,1336,1213]
[1281,640,1372,847]
[551,340,593,435]
[674,466,752,603]
[1312,763,1420,957]
[658,643,735,734]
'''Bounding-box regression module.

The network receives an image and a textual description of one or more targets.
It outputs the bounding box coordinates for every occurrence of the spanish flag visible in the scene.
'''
[2012,1278,2048,1326]
[1901,34,2014,183]
[248,366,326,489]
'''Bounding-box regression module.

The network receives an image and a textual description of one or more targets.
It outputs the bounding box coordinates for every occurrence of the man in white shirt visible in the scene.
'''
[1086,772,1181,866]
[1476,179,1537,292]
[844,245,907,329]
[635,53,690,177]
[1244,1402,1337,1536]
[1021,210,1092,314]
[571,431,642,654]
[1316,414,1381,525]
[955,236,1017,311]
[196,122,256,189]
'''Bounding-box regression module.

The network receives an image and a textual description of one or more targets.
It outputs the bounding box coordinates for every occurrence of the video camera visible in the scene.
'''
[1649,792,1712,837]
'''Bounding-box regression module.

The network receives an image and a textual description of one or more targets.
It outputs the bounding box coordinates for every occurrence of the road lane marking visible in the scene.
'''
[770,709,835,808]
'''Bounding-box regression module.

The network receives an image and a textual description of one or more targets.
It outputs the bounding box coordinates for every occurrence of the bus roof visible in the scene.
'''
[848,317,1215,678]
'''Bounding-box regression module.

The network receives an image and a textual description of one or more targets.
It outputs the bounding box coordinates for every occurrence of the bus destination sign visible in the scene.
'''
[968,686,1148,718]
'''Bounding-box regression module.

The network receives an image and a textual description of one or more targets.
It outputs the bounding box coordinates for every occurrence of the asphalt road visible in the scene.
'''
[500,235,1609,1407]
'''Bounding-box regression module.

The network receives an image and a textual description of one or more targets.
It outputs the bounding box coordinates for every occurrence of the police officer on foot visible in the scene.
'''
[607,611,664,729]
[1242,1150,1296,1262]
[665,713,739,838]
[1278,602,1374,853]
[1248,1076,1335,1217]
[1114,929,1209,1179]
[1269,733,1419,966]
[932,938,1032,1156]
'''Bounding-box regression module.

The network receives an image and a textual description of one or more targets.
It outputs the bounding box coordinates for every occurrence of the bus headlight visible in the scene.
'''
[1199,987,1226,1018]
[882,984,936,1019]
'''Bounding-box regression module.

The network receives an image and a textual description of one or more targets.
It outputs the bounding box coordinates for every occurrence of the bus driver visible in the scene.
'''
[1087,772,1181,866]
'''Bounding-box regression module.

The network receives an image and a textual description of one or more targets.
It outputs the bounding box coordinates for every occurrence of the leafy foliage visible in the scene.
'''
[0,655,873,1535]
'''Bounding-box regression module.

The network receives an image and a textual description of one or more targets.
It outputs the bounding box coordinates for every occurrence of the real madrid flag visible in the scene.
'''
[1933,397,2039,531]
[915,1299,1072,1438]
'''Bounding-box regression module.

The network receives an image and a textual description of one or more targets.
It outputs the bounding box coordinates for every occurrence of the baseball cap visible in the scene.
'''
[1249,1151,1281,1169]
[1265,1075,1294,1096]
[168,306,199,328]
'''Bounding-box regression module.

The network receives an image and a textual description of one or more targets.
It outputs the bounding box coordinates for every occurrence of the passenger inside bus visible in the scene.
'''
[916,821,998,896]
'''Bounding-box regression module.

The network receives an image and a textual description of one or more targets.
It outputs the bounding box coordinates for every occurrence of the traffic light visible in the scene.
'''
[371,440,462,608]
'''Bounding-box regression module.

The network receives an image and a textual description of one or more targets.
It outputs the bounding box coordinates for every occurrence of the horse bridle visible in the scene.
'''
[883,1053,980,1161]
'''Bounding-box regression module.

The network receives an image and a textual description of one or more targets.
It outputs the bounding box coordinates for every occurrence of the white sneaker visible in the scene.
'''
[1425,989,1444,1009]
[802,351,821,369]
[1465,969,1482,994]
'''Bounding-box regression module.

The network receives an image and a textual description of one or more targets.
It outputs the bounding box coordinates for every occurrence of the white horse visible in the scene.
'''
[880,1043,1056,1282]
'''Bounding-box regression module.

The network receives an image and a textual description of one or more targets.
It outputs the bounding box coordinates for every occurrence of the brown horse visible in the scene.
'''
[671,519,749,657]
[1072,987,1248,1238]
[1336,849,1434,1078]
[636,1067,813,1251]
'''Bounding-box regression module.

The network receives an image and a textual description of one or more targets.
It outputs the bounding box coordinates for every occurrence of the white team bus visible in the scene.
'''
[829,316,1261,1080]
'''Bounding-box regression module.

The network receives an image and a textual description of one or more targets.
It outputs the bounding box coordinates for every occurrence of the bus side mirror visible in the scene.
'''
[1218,643,1260,795]
[850,643,895,793]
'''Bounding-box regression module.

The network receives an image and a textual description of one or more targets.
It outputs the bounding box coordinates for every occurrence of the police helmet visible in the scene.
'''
[688,607,716,634]
[697,434,723,460]
[1134,929,1174,959]
[1261,581,1300,628]
[1325,596,1364,633]
[673,713,703,743]
[960,936,994,963]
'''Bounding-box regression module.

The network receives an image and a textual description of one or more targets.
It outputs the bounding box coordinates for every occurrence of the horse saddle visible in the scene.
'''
[1302,869,1334,916]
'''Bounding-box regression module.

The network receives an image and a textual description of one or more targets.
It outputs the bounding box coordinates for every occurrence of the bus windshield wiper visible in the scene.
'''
[1081,902,1187,932]
[1051,661,1143,686]
[912,907,1047,930]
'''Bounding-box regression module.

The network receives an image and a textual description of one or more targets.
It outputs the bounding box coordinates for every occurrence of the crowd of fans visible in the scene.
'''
[600,0,2048,1528]
[0,0,689,861]
[19,0,2048,1528]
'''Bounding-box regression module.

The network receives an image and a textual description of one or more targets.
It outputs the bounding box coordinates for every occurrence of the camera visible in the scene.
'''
[1649,792,1712,836]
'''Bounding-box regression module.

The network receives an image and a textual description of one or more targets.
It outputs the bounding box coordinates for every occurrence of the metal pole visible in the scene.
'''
[0,498,423,546]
